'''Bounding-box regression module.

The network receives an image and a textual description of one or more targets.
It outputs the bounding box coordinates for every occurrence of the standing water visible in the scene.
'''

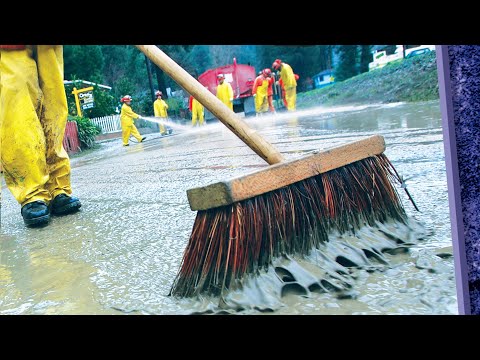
[0,100,457,314]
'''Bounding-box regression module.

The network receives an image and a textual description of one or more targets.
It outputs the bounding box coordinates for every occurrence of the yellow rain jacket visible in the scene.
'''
[154,98,169,118]
[279,63,297,111]
[120,103,143,145]
[252,75,269,114]
[216,81,234,111]
[0,45,73,206]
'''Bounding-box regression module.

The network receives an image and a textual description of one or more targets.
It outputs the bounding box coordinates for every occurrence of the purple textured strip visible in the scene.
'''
[437,45,470,314]
[438,45,480,315]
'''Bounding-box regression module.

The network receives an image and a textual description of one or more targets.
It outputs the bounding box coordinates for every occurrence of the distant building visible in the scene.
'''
[369,45,404,71]
[368,45,435,71]
[313,69,335,89]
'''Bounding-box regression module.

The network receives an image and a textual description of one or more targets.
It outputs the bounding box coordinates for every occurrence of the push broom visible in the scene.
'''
[136,45,412,298]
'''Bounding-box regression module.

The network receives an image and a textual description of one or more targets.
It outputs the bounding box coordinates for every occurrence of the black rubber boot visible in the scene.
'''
[21,201,50,227]
[50,194,82,215]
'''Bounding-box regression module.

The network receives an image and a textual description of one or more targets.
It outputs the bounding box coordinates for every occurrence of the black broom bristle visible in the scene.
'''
[169,154,407,298]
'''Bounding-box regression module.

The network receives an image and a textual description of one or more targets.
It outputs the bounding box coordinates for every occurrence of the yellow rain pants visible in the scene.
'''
[279,63,297,111]
[120,103,143,145]
[0,45,72,207]
[285,87,297,111]
[153,98,168,134]
[216,82,234,111]
[191,97,204,126]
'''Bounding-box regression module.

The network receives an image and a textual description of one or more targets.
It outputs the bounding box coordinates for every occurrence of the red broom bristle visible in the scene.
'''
[169,154,407,298]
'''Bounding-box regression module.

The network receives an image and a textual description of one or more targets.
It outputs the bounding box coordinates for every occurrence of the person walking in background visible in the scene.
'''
[120,95,146,146]
[272,58,297,111]
[215,74,234,111]
[189,94,205,127]
[252,70,269,115]
[0,45,81,227]
[153,90,169,135]
[263,68,276,113]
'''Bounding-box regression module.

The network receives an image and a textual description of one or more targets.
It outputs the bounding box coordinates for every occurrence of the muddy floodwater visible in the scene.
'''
[0,100,458,315]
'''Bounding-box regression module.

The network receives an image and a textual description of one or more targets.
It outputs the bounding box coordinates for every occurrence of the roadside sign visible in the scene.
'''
[79,91,95,110]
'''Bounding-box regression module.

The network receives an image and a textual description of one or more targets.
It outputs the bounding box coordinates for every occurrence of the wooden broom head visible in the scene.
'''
[187,135,386,211]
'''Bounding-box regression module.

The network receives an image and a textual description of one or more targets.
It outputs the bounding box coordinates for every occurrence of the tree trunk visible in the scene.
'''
[145,55,156,103]
[154,66,168,99]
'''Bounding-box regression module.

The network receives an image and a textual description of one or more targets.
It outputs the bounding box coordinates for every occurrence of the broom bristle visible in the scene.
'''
[169,154,407,298]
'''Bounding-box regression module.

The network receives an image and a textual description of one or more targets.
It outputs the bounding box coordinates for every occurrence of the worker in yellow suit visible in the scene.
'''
[272,59,297,111]
[215,74,234,111]
[0,45,81,227]
[120,95,146,146]
[189,95,205,126]
[153,90,168,135]
[251,71,269,115]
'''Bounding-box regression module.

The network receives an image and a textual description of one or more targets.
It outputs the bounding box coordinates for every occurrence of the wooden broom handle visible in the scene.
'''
[136,45,285,165]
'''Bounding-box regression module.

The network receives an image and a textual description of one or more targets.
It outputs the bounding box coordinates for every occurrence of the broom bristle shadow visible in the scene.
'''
[169,154,407,298]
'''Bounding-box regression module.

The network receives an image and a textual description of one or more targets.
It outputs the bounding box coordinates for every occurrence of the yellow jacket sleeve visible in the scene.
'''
[122,104,140,119]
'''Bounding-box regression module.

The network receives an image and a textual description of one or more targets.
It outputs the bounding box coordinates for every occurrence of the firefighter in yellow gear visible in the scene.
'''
[153,90,168,135]
[0,45,81,227]
[252,72,269,114]
[120,95,146,146]
[189,95,205,126]
[215,74,234,111]
[272,59,297,111]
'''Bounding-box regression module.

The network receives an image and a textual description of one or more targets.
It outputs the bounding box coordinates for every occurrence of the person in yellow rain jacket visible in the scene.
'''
[153,90,169,135]
[120,95,146,146]
[0,45,81,227]
[215,74,234,111]
[189,94,205,126]
[251,71,269,115]
[272,58,297,111]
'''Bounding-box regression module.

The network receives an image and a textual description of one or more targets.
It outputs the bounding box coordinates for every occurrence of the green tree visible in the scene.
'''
[114,76,136,101]
[101,45,130,86]
[185,45,213,76]
[335,45,358,81]
[359,45,372,74]
[64,45,104,82]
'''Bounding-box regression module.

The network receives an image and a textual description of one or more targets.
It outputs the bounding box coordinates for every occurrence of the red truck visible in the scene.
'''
[198,58,257,120]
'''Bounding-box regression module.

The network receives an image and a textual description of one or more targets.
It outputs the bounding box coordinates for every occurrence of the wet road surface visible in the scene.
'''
[0,100,457,314]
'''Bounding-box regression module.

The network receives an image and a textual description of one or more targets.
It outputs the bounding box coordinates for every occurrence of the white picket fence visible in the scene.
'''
[90,115,122,134]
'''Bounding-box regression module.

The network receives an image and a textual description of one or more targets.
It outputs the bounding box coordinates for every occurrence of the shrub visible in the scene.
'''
[68,115,101,150]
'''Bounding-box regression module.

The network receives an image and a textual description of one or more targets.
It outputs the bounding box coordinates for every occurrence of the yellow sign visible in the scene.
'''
[71,86,94,117]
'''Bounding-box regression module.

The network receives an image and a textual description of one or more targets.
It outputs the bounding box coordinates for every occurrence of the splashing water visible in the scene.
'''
[141,117,194,132]
[142,103,391,135]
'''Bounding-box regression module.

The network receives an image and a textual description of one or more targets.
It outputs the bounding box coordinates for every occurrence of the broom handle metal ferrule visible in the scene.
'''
[136,45,285,165]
